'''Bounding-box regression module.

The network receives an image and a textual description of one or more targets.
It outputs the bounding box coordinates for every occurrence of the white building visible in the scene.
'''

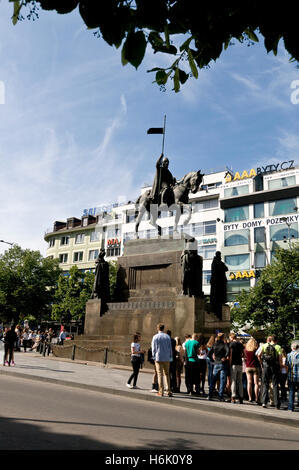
[44,160,299,302]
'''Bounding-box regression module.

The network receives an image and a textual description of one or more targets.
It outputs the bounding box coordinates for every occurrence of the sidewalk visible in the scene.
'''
[1,350,298,428]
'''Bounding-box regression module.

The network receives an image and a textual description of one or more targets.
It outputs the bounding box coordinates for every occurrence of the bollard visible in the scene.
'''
[71,344,76,361]
[104,348,108,365]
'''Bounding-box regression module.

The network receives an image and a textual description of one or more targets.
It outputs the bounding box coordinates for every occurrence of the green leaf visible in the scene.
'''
[12,1,21,25]
[178,69,189,84]
[245,28,259,43]
[187,48,198,78]
[155,70,168,85]
[173,67,180,92]
[122,31,147,69]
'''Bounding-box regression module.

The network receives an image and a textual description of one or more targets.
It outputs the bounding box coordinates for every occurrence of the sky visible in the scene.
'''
[0,2,299,256]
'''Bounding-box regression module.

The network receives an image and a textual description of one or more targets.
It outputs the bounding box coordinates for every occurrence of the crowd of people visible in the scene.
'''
[0,323,72,366]
[126,325,299,412]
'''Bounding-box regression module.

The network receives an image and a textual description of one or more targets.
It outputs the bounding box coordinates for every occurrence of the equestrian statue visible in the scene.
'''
[135,154,204,237]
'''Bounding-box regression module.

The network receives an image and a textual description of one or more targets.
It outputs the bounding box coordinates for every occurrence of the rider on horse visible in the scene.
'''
[149,154,176,207]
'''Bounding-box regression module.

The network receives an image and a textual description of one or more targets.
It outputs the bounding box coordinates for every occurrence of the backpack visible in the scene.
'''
[262,343,278,365]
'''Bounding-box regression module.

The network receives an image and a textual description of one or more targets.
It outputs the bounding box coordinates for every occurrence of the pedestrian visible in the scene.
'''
[257,335,282,409]
[285,341,299,412]
[151,323,173,397]
[22,329,30,353]
[198,341,208,396]
[174,337,184,393]
[208,332,229,402]
[244,337,260,403]
[206,335,215,389]
[279,349,288,402]
[3,323,18,366]
[147,346,158,392]
[167,330,177,393]
[228,333,244,404]
[184,333,201,395]
[126,333,145,389]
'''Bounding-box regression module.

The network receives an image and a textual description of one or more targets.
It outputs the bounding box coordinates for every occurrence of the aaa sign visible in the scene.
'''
[229,270,255,280]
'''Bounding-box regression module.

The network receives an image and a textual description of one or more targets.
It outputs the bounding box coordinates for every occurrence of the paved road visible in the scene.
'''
[1,374,299,451]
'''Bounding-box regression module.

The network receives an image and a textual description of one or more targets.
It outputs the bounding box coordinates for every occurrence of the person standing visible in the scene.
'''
[244,337,260,403]
[3,323,18,366]
[208,332,229,401]
[167,330,177,393]
[127,333,145,389]
[184,333,201,395]
[174,337,184,393]
[258,335,282,409]
[151,324,173,397]
[286,341,299,412]
[229,333,244,404]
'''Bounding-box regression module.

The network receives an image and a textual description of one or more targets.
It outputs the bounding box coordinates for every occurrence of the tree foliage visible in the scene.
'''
[11,1,299,92]
[0,245,61,324]
[231,244,299,347]
[51,265,94,324]
[51,261,118,324]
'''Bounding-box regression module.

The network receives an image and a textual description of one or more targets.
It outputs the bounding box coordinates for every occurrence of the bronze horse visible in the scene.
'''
[135,170,204,237]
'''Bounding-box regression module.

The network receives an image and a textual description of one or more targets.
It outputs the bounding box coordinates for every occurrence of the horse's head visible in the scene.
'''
[189,170,204,193]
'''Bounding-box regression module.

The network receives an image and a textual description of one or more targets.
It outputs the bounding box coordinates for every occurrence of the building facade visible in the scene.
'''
[44,161,299,303]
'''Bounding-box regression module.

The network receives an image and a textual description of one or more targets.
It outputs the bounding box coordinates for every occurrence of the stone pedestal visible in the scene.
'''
[55,236,231,365]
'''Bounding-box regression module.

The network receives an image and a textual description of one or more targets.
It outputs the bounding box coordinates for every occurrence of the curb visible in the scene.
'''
[1,365,298,429]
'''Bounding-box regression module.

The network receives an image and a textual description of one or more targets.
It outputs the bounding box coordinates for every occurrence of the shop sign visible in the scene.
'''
[198,237,217,245]
[224,214,299,231]
[107,238,121,246]
[225,160,295,183]
[229,270,255,280]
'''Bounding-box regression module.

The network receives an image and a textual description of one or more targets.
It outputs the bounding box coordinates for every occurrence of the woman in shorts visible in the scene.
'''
[244,337,260,403]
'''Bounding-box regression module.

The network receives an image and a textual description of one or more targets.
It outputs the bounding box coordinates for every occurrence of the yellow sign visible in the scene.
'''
[225,169,257,183]
[229,270,255,280]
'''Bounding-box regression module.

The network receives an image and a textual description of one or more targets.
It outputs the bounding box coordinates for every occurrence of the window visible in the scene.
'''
[75,233,85,244]
[268,176,296,190]
[254,252,266,268]
[106,247,121,257]
[59,253,68,263]
[193,199,218,212]
[224,206,249,222]
[254,202,264,219]
[192,220,216,236]
[88,249,99,261]
[73,252,83,262]
[254,226,265,243]
[107,227,120,238]
[126,211,136,223]
[198,245,216,259]
[227,279,250,302]
[123,232,135,242]
[82,217,88,227]
[224,229,249,246]
[270,223,298,242]
[49,239,55,248]
[269,198,297,216]
[90,231,100,242]
[203,270,211,285]
[225,254,250,271]
[60,236,69,246]
[224,185,249,198]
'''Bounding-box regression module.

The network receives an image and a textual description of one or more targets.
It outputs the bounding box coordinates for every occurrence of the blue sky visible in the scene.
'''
[0,3,299,255]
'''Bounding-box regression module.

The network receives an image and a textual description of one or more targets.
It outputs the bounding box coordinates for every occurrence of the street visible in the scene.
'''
[0,374,299,450]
